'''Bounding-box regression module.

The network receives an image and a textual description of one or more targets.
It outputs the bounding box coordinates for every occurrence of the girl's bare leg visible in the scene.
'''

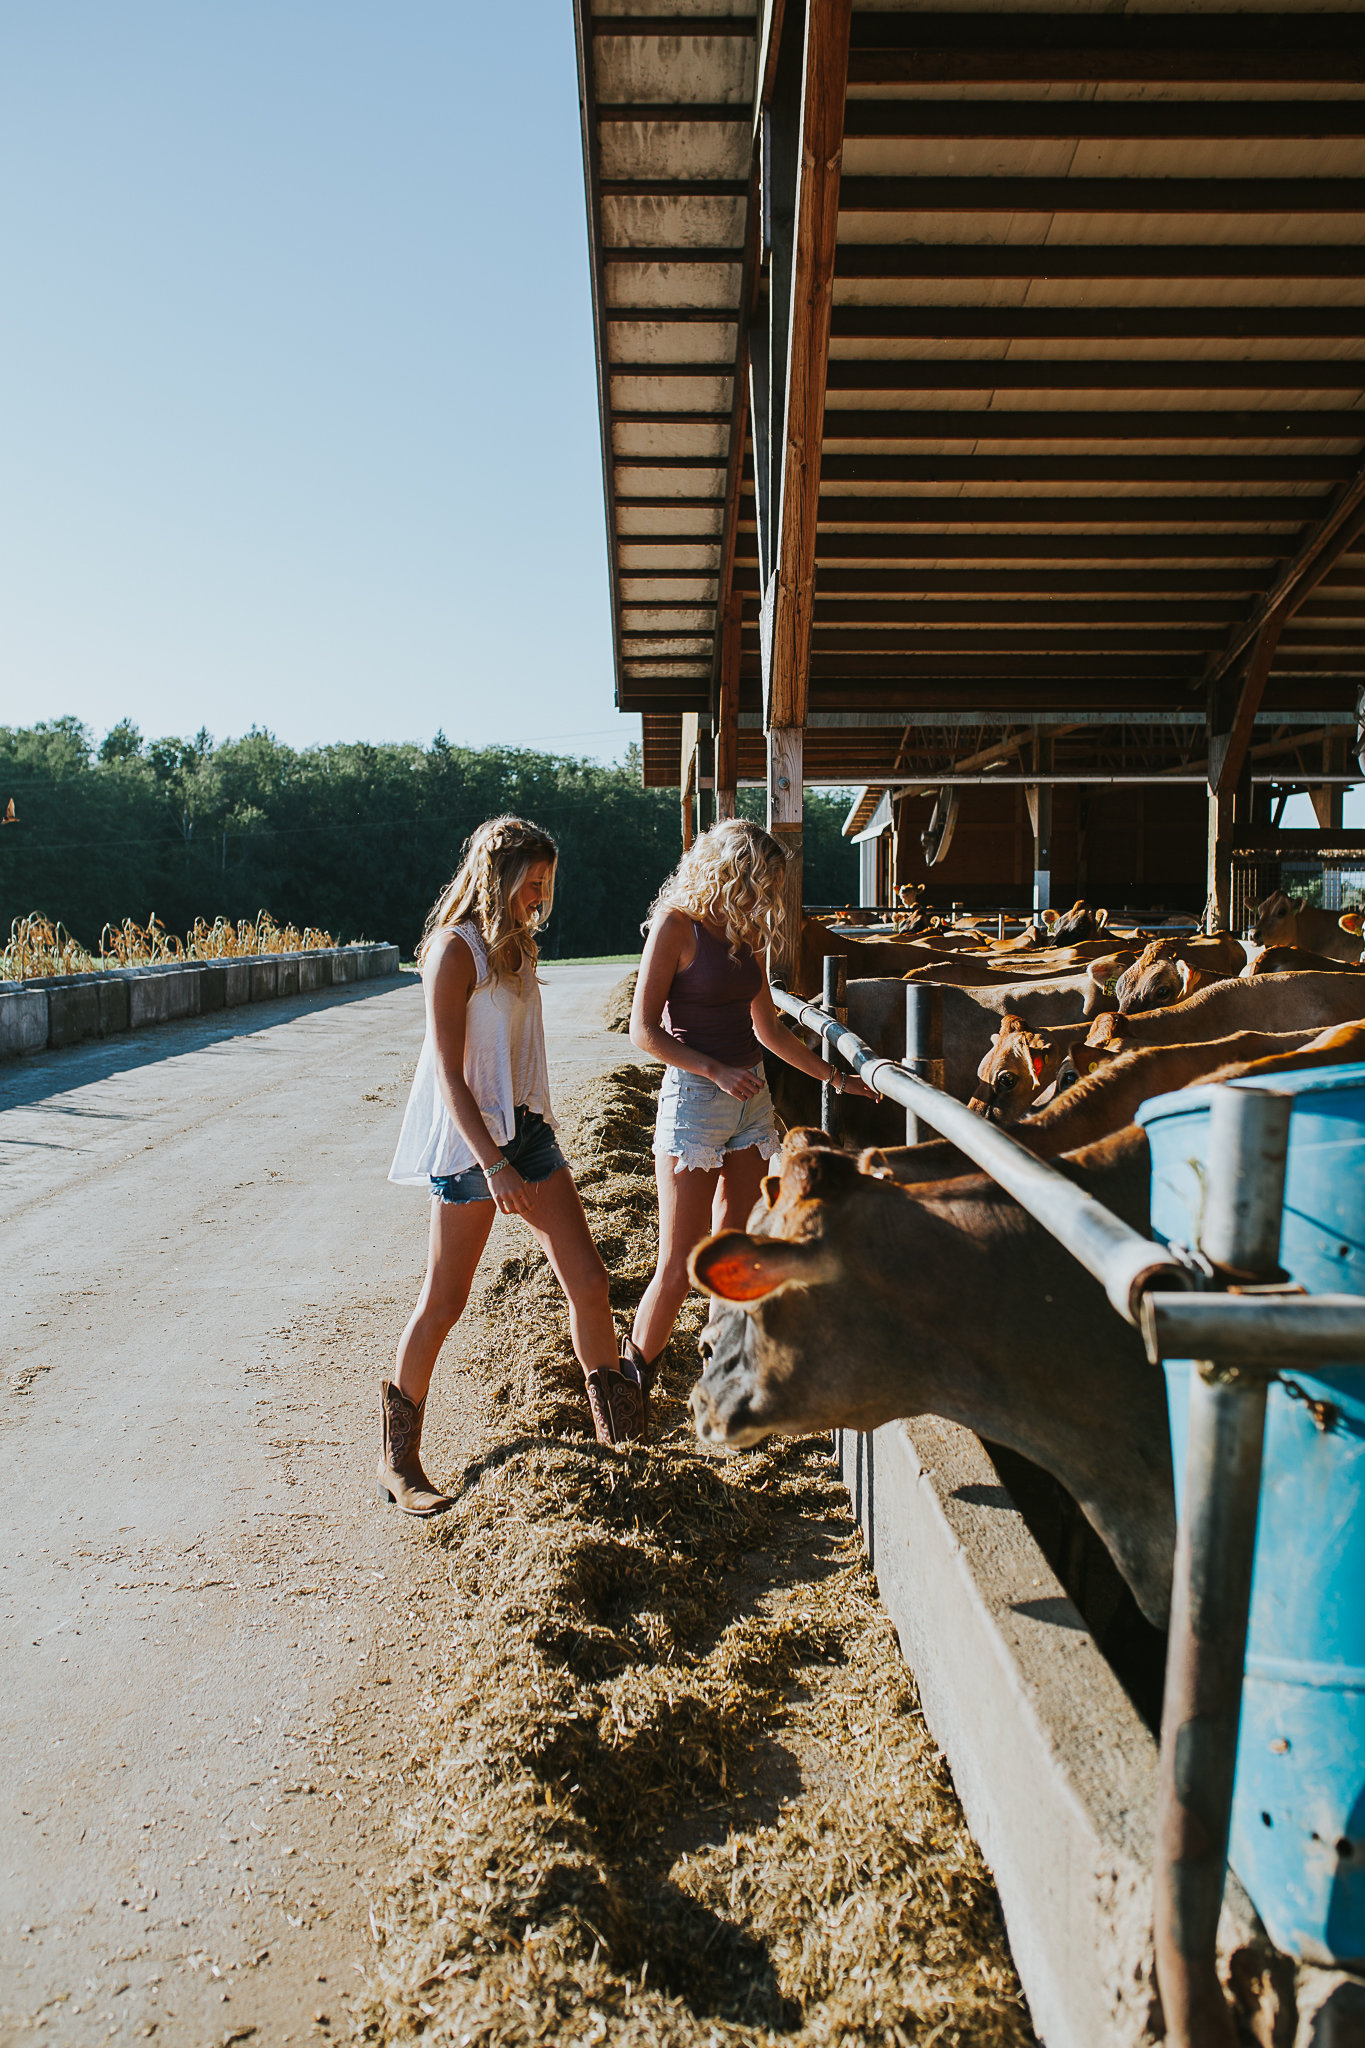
[518,1168,618,1373]
[715,1143,768,1233]
[394,1196,496,1404]
[631,1154,722,1364]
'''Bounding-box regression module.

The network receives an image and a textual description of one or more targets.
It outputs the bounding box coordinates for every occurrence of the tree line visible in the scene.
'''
[0,718,859,961]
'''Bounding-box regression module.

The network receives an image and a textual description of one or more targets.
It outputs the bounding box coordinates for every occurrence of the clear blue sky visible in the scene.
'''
[1,2,628,760]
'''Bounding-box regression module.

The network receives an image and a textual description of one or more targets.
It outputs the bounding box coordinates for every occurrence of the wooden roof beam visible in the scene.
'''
[835,247,1365,281]
[811,493,1324,524]
[846,13,1365,85]
[838,176,1365,213]
[841,100,1365,141]
[816,456,1358,485]
[821,410,1365,442]
[828,309,1365,343]
[822,360,1365,392]
[1204,456,1365,695]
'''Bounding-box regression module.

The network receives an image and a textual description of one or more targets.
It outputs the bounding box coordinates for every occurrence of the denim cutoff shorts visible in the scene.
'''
[430,1105,568,1205]
[653,1063,781,1175]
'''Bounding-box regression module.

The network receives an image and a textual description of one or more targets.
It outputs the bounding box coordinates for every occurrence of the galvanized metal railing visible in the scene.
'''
[774,980,1365,2048]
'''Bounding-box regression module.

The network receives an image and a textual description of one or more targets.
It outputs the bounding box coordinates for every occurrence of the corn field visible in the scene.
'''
[3,911,338,981]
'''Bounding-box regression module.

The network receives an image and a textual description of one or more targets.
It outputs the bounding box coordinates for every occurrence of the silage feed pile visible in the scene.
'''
[603,972,637,1034]
[366,1065,1035,2048]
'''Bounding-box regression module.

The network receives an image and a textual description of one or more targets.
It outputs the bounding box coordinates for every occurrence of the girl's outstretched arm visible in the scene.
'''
[749,974,879,1099]
[427,931,538,1214]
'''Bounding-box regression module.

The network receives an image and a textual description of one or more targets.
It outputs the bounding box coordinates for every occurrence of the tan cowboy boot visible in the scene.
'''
[377,1379,454,1516]
[584,1349,646,1448]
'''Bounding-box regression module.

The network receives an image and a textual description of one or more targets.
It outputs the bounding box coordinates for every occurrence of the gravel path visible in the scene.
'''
[0,963,644,2045]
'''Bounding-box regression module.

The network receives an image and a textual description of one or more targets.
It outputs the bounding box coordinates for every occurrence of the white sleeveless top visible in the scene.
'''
[388,921,556,1187]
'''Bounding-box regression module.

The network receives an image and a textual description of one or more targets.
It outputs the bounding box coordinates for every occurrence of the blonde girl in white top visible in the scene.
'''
[381,817,642,1516]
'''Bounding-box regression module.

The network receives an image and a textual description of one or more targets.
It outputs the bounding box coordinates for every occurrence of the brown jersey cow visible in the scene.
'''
[871,1023,1360,1183]
[1248,891,1364,962]
[1082,970,1365,1065]
[689,1128,1175,1627]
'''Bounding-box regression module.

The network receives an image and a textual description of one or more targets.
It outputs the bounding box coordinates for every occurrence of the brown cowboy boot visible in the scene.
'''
[619,1334,661,1437]
[377,1379,454,1516]
[584,1353,646,1448]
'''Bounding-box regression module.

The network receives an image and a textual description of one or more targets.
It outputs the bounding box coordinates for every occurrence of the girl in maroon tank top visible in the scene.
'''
[622,818,877,1387]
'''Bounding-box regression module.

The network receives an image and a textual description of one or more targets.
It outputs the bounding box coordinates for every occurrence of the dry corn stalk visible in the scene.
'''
[3,909,340,980]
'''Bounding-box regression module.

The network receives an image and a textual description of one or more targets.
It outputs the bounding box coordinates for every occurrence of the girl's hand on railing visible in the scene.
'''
[710,1061,765,1102]
[842,1073,880,1101]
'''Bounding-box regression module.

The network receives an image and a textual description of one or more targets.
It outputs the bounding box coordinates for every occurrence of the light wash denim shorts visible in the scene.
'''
[653,1063,781,1175]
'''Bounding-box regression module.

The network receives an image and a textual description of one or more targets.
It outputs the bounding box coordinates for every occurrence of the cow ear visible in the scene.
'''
[1341,911,1364,937]
[1095,907,1109,929]
[783,1145,862,1202]
[690,1231,822,1301]
[760,1174,781,1209]
[1178,960,1201,998]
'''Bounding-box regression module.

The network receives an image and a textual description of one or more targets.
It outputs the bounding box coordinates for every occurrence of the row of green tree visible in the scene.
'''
[0,718,859,960]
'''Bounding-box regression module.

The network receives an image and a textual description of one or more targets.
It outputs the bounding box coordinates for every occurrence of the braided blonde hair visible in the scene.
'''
[419,815,558,985]
[647,817,789,959]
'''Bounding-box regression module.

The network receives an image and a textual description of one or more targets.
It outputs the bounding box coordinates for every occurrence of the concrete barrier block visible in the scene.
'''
[46,976,102,1049]
[297,952,329,993]
[96,975,130,1037]
[249,958,278,1002]
[127,964,203,1028]
[0,984,50,1058]
[364,942,400,977]
[198,964,227,1013]
[331,949,358,985]
[836,1417,1274,2048]
[275,955,300,998]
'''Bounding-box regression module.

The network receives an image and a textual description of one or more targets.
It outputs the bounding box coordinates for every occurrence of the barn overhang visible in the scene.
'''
[576,3,1365,953]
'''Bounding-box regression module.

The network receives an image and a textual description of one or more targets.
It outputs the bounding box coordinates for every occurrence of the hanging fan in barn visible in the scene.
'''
[920,788,959,867]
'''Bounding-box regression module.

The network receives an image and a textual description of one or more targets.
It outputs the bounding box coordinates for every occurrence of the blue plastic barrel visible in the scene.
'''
[1137,1063,1365,1965]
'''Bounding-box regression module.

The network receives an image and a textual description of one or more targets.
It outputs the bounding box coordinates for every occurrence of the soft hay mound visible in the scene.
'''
[603,971,638,1034]
[366,1066,1034,2047]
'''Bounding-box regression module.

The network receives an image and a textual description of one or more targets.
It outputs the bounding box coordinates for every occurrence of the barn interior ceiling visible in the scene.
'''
[575,0,1365,935]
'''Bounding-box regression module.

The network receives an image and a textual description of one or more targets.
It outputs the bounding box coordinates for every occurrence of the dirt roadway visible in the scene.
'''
[0,964,643,2047]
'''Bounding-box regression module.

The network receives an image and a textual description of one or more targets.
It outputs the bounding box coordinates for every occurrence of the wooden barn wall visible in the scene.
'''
[889,785,1206,913]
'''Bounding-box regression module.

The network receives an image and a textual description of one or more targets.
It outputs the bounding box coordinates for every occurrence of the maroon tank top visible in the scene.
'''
[662,920,763,1068]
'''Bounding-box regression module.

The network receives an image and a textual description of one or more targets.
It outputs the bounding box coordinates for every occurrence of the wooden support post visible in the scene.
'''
[680,713,699,853]
[1207,608,1286,931]
[768,725,804,984]
[766,0,853,734]
[697,718,714,836]
[715,592,741,822]
[759,0,852,989]
[1310,733,1347,831]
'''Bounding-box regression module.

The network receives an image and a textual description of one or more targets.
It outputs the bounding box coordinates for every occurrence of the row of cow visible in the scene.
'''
[687,896,1365,1635]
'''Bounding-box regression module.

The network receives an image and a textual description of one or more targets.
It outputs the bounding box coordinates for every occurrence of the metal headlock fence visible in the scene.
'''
[771,974,1365,2048]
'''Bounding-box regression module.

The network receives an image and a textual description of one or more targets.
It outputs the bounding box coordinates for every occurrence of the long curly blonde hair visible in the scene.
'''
[647,817,789,958]
[419,815,558,985]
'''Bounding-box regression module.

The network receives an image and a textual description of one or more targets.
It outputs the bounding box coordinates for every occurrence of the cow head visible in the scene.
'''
[689,1135,866,1448]
[1081,949,1138,1018]
[969,1014,1053,1121]
[687,1128,1176,1627]
[1113,940,1200,1016]
[1050,899,1107,945]
[1249,889,1297,947]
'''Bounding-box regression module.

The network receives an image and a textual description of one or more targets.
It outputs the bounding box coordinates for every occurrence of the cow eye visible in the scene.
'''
[995,1070,1017,1094]
[699,1327,716,1361]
